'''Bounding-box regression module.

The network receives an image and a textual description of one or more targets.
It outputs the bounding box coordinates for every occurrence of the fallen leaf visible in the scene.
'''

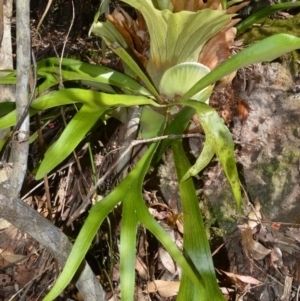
[159,247,176,274]
[238,99,252,125]
[1,251,26,265]
[270,246,283,268]
[135,257,148,280]
[239,224,272,260]
[287,227,300,243]
[147,280,180,298]
[247,197,262,229]
[221,270,262,285]
[281,276,293,301]
[13,265,35,287]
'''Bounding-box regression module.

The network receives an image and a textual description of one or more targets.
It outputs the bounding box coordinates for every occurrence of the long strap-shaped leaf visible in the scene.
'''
[120,198,139,300]
[42,142,157,301]
[29,89,160,179]
[43,140,203,300]
[236,2,300,33]
[172,140,226,301]
[37,57,152,97]
[181,34,300,101]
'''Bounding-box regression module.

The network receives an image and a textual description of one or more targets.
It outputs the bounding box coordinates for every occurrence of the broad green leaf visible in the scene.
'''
[152,106,196,165]
[35,104,102,180]
[34,89,161,179]
[0,102,16,117]
[0,113,57,152]
[37,57,152,97]
[139,106,166,139]
[89,20,128,50]
[159,62,212,102]
[172,140,226,301]
[89,21,134,77]
[80,80,117,93]
[182,34,300,101]
[152,0,173,11]
[32,88,159,111]
[0,108,38,130]
[182,140,214,181]
[0,71,16,84]
[181,101,241,210]
[221,0,227,10]
[236,2,300,33]
[121,0,232,87]
[98,0,111,19]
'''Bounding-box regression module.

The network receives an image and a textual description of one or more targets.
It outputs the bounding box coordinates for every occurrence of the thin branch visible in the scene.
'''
[59,0,75,89]
[36,0,53,32]
[68,133,202,223]
[8,0,31,197]
[0,194,105,301]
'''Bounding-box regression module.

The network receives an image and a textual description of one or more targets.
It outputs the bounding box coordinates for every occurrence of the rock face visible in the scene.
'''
[234,62,300,221]
[205,62,300,231]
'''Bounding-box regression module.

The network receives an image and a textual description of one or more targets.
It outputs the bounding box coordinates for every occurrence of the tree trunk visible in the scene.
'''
[0,1,105,299]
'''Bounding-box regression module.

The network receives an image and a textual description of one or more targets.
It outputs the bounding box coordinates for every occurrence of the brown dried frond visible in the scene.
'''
[107,8,149,68]
[198,23,238,70]
[170,0,199,12]
[226,1,251,14]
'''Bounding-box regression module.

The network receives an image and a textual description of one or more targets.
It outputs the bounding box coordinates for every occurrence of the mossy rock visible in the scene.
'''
[240,16,300,75]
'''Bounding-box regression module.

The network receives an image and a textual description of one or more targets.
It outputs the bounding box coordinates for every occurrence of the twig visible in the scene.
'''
[8,263,55,301]
[1,49,37,163]
[6,0,32,198]
[0,194,105,301]
[0,0,4,47]
[58,0,75,89]
[115,106,141,181]
[232,215,300,228]
[35,113,53,221]
[68,133,202,223]
[36,0,53,32]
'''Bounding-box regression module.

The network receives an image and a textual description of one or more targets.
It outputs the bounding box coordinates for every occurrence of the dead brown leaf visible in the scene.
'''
[239,224,272,261]
[198,28,235,71]
[238,99,252,125]
[107,8,149,69]
[13,264,35,287]
[226,1,250,14]
[147,280,180,297]
[270,245,283,268]
[287,227,300,242]
[159,247,176,274]
[170,0,199,12]
[135,256,148,280]
[221,269,262,285]
[1,251,26,265]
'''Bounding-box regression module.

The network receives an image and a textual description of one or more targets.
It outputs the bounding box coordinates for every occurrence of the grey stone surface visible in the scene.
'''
[205,62,300,231]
